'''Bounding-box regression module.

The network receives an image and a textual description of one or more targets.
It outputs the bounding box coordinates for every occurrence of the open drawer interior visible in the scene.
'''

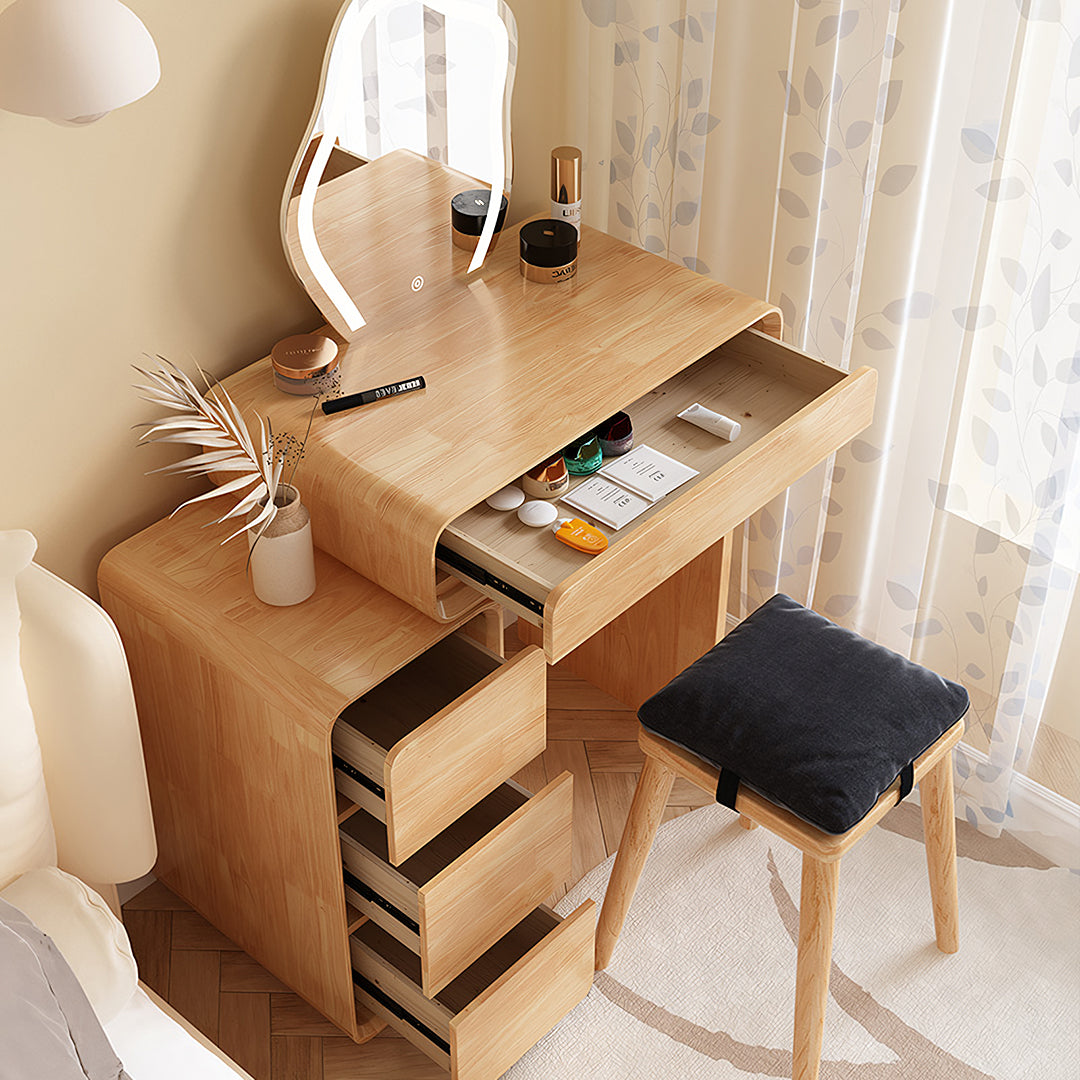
[352,900,595,1080]
[333,633,547,864]
[437,328,871,660]
[340,774,574,997]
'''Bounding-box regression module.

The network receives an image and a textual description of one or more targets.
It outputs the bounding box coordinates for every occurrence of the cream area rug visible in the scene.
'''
[505,803,1079,1080]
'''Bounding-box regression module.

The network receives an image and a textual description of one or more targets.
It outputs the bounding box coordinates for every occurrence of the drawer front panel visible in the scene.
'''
[385,644,547,864]
[352,901,596,1080]
[419,773,574,997]
[544,363,875,660]
[440,331,876,663]
[449,901,596,1080]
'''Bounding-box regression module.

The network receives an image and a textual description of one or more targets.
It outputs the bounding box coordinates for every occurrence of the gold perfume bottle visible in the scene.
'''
[550,146,582,241]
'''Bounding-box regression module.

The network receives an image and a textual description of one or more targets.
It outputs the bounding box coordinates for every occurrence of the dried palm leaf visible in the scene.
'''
[134,358,282,543]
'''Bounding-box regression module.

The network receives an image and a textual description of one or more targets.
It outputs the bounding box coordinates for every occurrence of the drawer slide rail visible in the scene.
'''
[353,971,450,1053]
[436,544,545,618]
[343,867,420,935]
[333,754,386,800]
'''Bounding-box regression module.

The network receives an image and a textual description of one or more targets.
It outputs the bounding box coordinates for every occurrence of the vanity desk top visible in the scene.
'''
[222,152,827,660]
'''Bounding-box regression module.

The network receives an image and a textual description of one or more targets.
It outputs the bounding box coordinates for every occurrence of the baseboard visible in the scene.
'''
[957,744,1080,870]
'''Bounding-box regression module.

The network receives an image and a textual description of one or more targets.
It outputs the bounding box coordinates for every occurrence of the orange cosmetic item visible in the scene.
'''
[552,517,608,554]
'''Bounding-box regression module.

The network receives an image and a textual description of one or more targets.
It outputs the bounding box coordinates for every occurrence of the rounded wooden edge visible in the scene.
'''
[353,998,388,1043]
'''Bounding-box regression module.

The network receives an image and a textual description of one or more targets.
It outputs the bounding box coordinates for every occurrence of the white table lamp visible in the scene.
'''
[0,0,159,124]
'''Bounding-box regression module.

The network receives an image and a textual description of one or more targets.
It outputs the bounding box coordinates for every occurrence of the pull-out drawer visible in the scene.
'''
[340,774,573,997]
[352,901,595,1080]
[438,328,876,661]
[332,634,546,865]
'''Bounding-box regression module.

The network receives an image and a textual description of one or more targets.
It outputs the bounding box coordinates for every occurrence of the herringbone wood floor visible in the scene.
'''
[122,632,712,1080]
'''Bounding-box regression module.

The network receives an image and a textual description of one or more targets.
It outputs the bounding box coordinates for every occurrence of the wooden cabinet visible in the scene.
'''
[217,152,874,703]
[99,512,594,1066]
[102,153,876,1074]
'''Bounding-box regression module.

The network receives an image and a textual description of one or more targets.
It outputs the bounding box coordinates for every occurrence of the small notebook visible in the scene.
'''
[599,444,699,502]
[560,476,652,531]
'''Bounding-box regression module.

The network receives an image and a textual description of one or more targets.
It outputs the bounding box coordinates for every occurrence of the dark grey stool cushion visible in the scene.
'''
[638,593,969,834]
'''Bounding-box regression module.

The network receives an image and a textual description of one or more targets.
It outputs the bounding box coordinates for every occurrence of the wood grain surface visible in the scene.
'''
[223,151,782,628]
[99,505,495,1037]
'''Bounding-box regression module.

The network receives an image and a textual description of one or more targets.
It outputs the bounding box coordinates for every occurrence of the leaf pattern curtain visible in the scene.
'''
[570,0,1080,862]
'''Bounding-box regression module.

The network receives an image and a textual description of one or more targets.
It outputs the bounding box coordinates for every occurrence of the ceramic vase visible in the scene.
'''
[247,484,316,606]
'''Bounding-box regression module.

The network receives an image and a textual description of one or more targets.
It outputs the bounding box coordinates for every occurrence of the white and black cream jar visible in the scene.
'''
[519,219,578,284]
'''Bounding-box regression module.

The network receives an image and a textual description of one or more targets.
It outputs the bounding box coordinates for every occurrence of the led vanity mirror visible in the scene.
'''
[282,0,517,339]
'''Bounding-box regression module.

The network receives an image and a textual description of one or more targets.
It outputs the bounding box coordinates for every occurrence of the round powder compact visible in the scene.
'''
[271,334,340,396]
[517,500,559,528]
[452,189,509,252]
[486,484,526,511]
[519,219,578,284]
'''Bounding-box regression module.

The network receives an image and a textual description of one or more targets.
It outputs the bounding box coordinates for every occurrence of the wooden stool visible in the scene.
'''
[594,595,968,1080]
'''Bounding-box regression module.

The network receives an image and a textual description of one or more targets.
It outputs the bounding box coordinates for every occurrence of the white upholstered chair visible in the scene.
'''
[13,551,157,908]
[2,530,253,1079]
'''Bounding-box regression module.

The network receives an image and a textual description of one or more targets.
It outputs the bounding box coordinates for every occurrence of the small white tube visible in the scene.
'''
[677,403,741,441]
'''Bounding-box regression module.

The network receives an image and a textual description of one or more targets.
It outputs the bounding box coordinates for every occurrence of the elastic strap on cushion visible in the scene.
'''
[897,762,915,804]
[716,768,740,810]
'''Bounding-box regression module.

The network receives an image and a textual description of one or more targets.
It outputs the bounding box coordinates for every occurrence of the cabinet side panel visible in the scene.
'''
[101,592,358,1038]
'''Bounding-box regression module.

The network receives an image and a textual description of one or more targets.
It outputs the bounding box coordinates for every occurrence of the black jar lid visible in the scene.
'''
[519,219,578,267]
[451,189,509,236]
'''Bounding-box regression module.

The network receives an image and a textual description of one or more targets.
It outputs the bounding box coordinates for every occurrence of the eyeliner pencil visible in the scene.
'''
[321,376,426,415]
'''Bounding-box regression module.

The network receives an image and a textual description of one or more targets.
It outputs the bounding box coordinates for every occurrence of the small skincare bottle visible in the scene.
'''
[522,453,570,499]
[550,146,582,241]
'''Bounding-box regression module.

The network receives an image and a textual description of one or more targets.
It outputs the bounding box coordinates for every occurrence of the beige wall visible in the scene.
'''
[1,0,567,595]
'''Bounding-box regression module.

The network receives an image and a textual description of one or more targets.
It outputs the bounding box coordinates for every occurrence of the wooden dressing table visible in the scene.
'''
[100,151,875,1079]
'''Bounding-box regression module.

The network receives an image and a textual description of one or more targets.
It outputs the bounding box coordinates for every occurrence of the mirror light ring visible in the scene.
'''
[290,0,513,335]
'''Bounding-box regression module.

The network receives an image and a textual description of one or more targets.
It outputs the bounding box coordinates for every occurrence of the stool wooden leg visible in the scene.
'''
[793,855,839,1080]
[595,755,675,971]
[738,815,758,830]
[920,753,960,953]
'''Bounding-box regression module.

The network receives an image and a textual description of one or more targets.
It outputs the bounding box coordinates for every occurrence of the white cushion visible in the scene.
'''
[0,529,56,889]
[0,867,138,1024]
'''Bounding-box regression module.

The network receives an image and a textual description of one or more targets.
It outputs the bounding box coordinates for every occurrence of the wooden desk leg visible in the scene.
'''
[595,755,675,970]
[460,606,505,658]
[530,533,733,710]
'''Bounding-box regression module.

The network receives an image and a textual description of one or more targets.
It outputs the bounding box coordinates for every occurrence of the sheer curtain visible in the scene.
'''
[568,0,1080,866]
